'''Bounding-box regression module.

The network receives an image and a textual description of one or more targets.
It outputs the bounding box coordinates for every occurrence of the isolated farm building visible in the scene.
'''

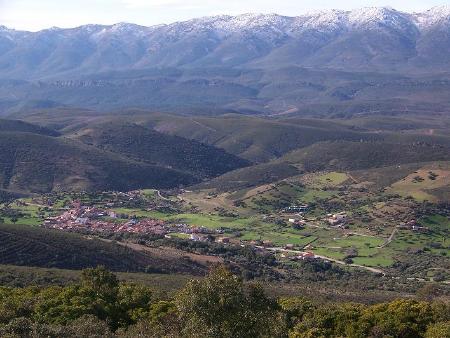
[327,212,348,226]
[284,205,310,213]
[299,252,316,260]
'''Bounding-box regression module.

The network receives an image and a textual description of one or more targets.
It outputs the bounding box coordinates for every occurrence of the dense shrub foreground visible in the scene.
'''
[0,267,448,338]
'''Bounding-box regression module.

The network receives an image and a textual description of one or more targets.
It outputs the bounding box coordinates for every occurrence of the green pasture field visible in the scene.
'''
[310,172,349,188]
[387,215,449,257]
[312,233,392,266]
[351,255,394,267]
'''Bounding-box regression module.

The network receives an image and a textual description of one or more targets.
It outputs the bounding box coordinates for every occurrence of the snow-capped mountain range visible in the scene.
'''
[1,6,450,115]
[1,6,450,80]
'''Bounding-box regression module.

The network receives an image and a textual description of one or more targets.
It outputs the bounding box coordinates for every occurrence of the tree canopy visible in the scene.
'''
[0,266,448,338]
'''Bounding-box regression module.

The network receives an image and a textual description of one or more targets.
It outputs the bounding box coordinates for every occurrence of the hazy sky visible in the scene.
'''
[1,0,449,31]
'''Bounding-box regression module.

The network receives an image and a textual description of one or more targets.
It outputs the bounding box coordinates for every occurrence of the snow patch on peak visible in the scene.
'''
[212,13,292,32]
[426,5,450,16]
[0,25,29,39]
[109,23,150,36]
[70,24,107,36]
[91,23,151,41]
[111,22,140,31]
[415,5,450,28]
[348,7,412,29]
[0,25,15,40]
[295,9,348,32]
[165,13,293,40]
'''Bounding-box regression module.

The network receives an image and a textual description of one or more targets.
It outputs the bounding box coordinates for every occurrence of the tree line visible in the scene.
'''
[0,266,448,338]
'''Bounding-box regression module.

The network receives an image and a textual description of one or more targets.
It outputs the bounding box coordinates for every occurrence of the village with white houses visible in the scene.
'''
[43,200,228,240]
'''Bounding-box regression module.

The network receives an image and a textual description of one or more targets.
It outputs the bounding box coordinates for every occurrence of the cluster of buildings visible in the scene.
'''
[42,203,235,240]
[398,219,429,233]
[42,201,170,234]
[288,218,306,228]
[327,212,348,227]
[43,204,167,235]
[279,251,316,261]
[290,251,316,261]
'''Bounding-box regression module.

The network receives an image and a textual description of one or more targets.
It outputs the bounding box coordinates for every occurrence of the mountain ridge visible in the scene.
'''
[1,6,450,80]
[2,6,450,114]
[2,6,450,34]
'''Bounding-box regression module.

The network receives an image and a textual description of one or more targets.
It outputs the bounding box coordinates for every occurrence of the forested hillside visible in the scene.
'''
[0,118,250,193]
[0,132,196,193]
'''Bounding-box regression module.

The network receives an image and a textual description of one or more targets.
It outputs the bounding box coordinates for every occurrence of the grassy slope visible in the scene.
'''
[0,264,196,293]
[386,164,450,202]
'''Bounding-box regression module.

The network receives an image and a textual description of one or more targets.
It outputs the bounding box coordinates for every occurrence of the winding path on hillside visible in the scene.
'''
[156,190,170,201]
[378,226,398,248]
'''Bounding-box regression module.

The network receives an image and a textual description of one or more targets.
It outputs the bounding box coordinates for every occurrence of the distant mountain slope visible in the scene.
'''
[282,140,450,172]
[198,141,450,192]
[132,113,450,163]
[2,7,450,114]
[195,162,300,192]
[71,122,250,178]
[0,131,196,193]
[17,111,450,165]
[0,118,59,136]
[135,114,380,162]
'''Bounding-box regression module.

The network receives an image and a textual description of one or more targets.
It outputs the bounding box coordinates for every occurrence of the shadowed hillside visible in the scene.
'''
[0,224,204,274]
[0,132,196,193]
[71,122,250,178]
[0,118,254,193]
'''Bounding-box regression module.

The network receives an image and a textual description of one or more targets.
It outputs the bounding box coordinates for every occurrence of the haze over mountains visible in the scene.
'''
[1,6,450,114]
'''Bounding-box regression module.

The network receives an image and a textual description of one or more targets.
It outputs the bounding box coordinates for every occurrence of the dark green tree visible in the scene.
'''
[175,266,285,338]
